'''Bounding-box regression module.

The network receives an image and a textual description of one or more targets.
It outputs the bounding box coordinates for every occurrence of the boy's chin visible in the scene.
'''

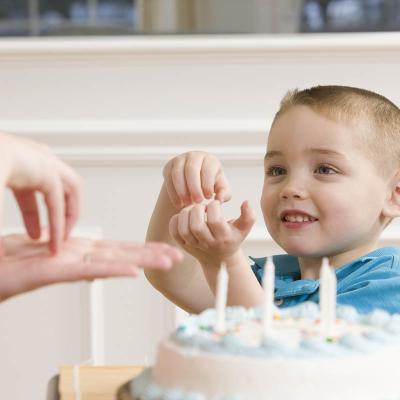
[279,242,322,257]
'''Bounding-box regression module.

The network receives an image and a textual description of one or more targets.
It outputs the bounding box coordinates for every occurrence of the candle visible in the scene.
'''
[262,257,275,337]
[215,263,229,334]
[90,279,105,365]
[319,257,337,337]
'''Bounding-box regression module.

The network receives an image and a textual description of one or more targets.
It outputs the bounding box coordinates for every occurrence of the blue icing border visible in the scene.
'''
[130,368,241,400]
[172,302,400,358]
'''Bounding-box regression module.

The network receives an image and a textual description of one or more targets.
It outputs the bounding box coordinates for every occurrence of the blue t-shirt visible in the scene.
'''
[251,247,400,315]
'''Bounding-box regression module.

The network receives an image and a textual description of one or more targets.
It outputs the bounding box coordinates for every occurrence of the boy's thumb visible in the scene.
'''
[232,200,255,233]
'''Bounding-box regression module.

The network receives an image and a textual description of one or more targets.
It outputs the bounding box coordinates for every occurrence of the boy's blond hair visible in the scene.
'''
[274,85,400,175]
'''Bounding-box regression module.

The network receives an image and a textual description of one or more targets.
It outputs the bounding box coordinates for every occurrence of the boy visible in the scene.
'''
[146,85,400,314]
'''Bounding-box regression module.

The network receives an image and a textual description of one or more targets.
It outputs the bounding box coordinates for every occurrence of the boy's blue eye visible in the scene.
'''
[315,165,336,175]
[266,166,286,176]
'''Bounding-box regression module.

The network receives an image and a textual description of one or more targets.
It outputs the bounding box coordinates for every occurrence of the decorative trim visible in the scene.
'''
[0,119,269,166]
[54,146,265,167]
[0,33,400,57]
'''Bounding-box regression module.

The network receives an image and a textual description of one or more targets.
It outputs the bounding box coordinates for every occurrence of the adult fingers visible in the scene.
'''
[31,261,141,287]
[13,190,41,240]
[57,160,82,239]
[93,239,181,254]
[83,247,178,271]
[205,200,231,238]
[43,173,65,254]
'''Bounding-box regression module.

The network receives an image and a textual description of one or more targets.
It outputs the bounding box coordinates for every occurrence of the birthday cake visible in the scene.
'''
[126,302,400,400]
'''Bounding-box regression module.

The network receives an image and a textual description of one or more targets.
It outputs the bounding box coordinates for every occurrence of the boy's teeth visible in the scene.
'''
[285,215,314,222]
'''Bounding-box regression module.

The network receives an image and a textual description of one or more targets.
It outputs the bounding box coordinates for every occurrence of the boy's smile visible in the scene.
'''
[261,105,392,272]
[280,209,318,229]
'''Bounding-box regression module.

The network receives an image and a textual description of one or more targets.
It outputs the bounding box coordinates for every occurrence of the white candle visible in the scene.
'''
[319,257,337,337]
[262,257,275,337]
[90,280,105,365]
[215,263,229,334]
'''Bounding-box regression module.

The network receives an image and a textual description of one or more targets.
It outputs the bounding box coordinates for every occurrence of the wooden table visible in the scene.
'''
[58,365,143,400]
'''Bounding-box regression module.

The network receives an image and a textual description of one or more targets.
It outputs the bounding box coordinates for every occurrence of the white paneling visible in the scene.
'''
[0,34,399,122]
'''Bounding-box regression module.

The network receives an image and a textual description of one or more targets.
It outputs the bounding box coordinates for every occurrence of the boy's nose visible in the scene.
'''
[279,180,308,200]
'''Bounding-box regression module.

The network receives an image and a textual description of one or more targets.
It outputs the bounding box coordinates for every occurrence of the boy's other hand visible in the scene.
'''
[169,199,255,266]
[163,151,232,209]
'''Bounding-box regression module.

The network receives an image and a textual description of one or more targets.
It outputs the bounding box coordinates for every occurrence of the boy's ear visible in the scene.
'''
[382,170,400,218]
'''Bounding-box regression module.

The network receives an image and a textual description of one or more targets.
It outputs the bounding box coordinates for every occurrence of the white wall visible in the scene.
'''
[0,33,399,399]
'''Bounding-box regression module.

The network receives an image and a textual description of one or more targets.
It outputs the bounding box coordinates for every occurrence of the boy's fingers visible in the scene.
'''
[232,200,256,233]
[200,155,224,199]
[214,171,232,203]
[170,157,191,205]
[169,215,186,247]
[189,204,215,243]
[185,153,205,203]
[177,206,198,246]
[205,200,231,237]
[14,190,41,240]
[164,178,183,209]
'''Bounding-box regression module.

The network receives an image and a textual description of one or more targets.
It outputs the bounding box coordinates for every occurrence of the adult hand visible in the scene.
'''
[0,234,183,302]
[0,132,82,255]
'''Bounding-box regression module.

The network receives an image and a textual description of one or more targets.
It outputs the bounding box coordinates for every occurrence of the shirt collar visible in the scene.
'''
[252,247,400,299]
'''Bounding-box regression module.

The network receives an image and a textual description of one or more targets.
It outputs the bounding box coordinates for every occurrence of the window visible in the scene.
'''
[0,0,399,37]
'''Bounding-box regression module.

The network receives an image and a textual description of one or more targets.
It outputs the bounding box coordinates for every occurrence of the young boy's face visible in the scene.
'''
[261,105,389,258]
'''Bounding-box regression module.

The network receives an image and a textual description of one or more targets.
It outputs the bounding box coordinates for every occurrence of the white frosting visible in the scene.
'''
[152,340,400,400]
[130,302,400,400]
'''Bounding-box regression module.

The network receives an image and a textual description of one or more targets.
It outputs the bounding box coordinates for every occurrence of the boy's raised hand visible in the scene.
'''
[163,151,232,209]
[169,199,255,267]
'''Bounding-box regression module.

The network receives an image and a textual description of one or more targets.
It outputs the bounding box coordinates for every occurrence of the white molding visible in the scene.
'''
[0,119,269,166]
[54,146,265,166]
[0,33,400,56]
[0,118,269,136]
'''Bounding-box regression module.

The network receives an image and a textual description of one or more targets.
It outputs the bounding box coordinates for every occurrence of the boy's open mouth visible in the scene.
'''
[280,210,318,224]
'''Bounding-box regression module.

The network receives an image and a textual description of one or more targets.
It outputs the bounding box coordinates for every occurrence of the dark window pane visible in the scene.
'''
[0,0,399,37]
[0,0,29,36]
